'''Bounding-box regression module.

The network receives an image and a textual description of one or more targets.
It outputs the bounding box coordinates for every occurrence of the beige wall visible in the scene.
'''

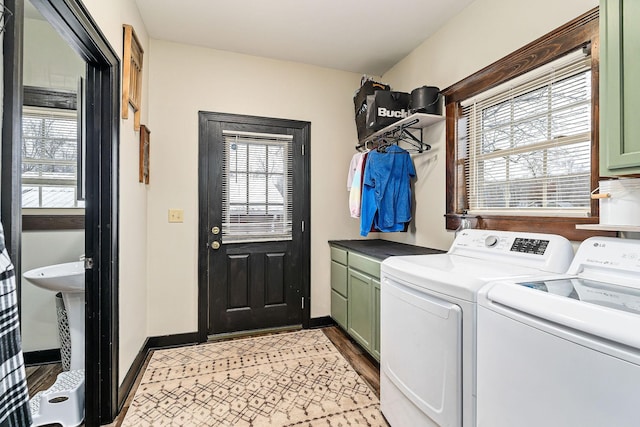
[145,40,363,335]
[380,0,599,250]
[80,0,150,384]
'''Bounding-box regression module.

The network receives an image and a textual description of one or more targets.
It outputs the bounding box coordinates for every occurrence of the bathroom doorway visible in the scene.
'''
[20,0,86,374]
[2,0,120,424]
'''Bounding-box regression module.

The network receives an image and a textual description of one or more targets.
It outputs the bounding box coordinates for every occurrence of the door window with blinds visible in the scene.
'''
[459,49,591,216]
[22,106,84,208]
[222,130,293,243]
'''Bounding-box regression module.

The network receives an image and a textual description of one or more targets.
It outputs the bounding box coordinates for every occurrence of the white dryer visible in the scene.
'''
[380,229,574,427]
[477,236,640,427]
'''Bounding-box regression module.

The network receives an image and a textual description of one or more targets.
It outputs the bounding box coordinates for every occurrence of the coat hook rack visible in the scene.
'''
[355,113,444,153]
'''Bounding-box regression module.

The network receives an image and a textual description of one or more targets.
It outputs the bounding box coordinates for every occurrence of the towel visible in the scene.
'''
[0,222,32,427]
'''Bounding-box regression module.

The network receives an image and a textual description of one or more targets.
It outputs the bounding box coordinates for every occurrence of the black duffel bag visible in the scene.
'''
[353,80,390,115]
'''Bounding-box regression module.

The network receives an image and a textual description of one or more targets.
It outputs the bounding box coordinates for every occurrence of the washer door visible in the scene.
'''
[381,275,462,426]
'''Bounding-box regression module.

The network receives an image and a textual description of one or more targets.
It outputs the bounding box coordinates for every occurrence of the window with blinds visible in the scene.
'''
[222,130,293,243]
[22,107,84,208]
[459,49,592,217]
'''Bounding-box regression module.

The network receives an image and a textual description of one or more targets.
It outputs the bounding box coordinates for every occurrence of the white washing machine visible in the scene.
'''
[477,236,640,427]
[380,229,574,427]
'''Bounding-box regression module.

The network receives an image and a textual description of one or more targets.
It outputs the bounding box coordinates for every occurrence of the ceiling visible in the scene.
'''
[133,0,475,76]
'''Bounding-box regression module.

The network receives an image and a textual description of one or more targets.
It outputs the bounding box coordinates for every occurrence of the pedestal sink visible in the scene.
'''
[24,261,85,371]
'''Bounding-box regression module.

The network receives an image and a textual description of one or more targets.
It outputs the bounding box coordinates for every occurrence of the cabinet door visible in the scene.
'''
[601,0,640,176]
[348,268,373,351]
[371,278,381,361]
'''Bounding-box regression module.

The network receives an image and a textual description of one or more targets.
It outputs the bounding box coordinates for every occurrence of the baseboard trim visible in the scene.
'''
[117,337,150,409]
[308,316,335,329]
[117,332,200,409]
[147,332,200,349]
[24,348,61,366]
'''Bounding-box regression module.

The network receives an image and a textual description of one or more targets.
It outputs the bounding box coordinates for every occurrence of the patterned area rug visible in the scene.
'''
[121,329,387,426]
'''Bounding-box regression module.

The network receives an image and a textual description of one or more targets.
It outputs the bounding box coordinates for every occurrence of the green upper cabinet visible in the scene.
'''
[601,0,640,176]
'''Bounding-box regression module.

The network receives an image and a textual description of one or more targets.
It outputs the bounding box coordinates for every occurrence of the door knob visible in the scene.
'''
[211,241,221,250]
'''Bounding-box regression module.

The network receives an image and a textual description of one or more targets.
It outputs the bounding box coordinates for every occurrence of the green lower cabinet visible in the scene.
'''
[329,245,381,361]
[330,250,348,329]
[372,278,381,361]
[331,290,348,330]
[347,268,374,352]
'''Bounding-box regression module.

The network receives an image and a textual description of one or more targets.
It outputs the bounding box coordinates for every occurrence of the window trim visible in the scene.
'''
[22,214,84,231]
[442,7,614,241]
[24,85,77,110]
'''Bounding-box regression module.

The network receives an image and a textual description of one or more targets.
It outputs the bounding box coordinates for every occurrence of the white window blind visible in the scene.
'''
[22,107,84,208]
[222,130,293,243]
[460,48,592,217]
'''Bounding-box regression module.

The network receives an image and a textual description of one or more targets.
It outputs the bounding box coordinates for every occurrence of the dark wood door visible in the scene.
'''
[199,112,310,336]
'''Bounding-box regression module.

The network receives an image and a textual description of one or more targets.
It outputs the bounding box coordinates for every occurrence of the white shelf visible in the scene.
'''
[387,112,445,129]
[361,112,444,146]
[576,224,640,232]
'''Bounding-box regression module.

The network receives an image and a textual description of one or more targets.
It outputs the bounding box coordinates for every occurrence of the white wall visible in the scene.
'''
[145,41,363,335]
[24,18,84,90]
[78,0,150,384]
[380,0,598,250]
[21,231,84,351]
[21,16,85,353]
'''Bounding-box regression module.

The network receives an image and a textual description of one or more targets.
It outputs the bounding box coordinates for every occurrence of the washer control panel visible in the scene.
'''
[449,229,574,273]
[510,237,550,255]
[569,236,640,280]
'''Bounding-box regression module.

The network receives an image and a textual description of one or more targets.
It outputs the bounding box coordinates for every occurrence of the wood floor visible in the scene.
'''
[25,325,380,426]
[25,363,64,397]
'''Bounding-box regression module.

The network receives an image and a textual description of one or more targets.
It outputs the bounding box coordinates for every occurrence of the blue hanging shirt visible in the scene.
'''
[360,145,416,236]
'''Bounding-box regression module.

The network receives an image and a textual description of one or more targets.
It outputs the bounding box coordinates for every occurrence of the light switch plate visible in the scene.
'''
[168,209,184,223]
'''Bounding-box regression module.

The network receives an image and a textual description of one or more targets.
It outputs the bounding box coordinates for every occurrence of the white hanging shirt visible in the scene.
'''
[347,152,363,190]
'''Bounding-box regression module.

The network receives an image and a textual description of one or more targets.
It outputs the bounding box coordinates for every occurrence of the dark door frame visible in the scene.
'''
[2,0,120,424]
[197,111,311,342]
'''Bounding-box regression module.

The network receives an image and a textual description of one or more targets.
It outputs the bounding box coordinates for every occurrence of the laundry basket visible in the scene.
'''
[54,293,71,371]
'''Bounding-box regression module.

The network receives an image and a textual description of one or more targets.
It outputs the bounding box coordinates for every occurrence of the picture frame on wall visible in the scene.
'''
[139,124,150,184]
[122,24,144,130]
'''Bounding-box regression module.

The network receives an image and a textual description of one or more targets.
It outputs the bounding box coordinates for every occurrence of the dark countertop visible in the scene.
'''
[329,239,445,261]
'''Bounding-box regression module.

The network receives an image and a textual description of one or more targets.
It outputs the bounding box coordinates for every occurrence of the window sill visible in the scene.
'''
[444,214,616,241]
